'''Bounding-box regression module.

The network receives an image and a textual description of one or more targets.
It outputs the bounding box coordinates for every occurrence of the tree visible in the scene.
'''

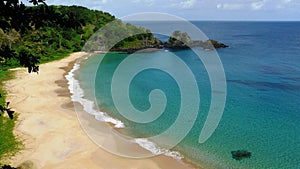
[5,29,20,49]
[28,0,46,5]
[0,0,46,72]
[0,28,6,48]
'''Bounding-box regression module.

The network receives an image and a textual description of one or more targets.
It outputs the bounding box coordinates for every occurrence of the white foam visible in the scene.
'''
[135,138,184,161]
[65,63,125,128]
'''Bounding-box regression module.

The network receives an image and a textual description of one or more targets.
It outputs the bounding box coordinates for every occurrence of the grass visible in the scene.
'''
[0,114,22,163]
[1,49,74,70]
[39,50,71,64]
[0,70,22,163]
[0,70,12,106]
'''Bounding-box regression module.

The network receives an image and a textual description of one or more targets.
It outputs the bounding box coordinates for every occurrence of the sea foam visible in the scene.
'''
[65,61,185,162]
[65,62,125,128]
[135,138,184,160]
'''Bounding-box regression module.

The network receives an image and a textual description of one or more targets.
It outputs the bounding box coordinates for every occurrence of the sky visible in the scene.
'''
[22,0,300,21]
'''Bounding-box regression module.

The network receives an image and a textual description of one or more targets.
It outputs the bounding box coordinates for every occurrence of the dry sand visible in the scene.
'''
[5,52,199,169]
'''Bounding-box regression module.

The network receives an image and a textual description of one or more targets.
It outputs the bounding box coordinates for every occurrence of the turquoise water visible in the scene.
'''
[77,22,300,168]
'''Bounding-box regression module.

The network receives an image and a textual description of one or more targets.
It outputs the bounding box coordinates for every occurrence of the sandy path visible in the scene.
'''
[4,52,196,169]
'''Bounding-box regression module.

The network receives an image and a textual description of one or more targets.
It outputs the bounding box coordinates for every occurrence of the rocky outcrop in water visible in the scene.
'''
[231,150,252,160]
[164,30,228,50]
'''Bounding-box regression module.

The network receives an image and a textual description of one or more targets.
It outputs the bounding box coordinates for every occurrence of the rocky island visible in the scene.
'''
[111,30,228,54]
[164,30,228,50]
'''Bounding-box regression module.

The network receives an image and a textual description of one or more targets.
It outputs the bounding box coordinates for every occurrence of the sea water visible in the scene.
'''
[74,21,300,169]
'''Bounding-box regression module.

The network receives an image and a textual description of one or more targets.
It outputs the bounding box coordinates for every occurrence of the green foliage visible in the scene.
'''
[0,71,22,163]
[0,3,116,71]
[0,71,15,119]
[0,114,21,162]
[83,19,161,53]
[0,70,12,108]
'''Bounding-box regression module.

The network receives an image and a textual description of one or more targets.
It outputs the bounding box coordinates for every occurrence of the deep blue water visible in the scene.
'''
[78,22,300,168]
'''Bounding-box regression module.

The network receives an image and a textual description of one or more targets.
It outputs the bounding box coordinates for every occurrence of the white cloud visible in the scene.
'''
[277,0,297,8]
[216,3,245,10]
[216,0,272,11]
[251,0,267,10]
[172,0,198,9]
[132,0,155,6]
[180,0,197,8]
[282,0,292,3]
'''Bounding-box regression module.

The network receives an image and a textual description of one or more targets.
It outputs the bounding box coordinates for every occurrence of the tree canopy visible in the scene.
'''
[0,0,117,73]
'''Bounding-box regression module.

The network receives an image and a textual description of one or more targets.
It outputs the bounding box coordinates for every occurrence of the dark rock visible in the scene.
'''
[207,39,229,49]
[231,150,252,160]
[164,31,228,50]
[164,30,192,49]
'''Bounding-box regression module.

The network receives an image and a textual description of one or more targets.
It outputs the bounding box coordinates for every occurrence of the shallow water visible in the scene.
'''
[76,21,300,168]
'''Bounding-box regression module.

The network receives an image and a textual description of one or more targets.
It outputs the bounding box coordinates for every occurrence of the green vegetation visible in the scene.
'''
[1,2,116,72]
[83,20,163,53]
[0,70,22,164]
[0,70,14,119]
[0,114,21,163]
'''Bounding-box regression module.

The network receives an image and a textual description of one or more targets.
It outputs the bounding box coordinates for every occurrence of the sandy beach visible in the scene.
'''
[4,52,197,169]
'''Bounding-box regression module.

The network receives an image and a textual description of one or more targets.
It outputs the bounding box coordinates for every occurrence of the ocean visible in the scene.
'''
[72,21,300,168]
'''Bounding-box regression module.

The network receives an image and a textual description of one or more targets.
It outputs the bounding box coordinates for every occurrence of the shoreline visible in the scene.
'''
[67,57,190,162]
[5,52,200,169]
